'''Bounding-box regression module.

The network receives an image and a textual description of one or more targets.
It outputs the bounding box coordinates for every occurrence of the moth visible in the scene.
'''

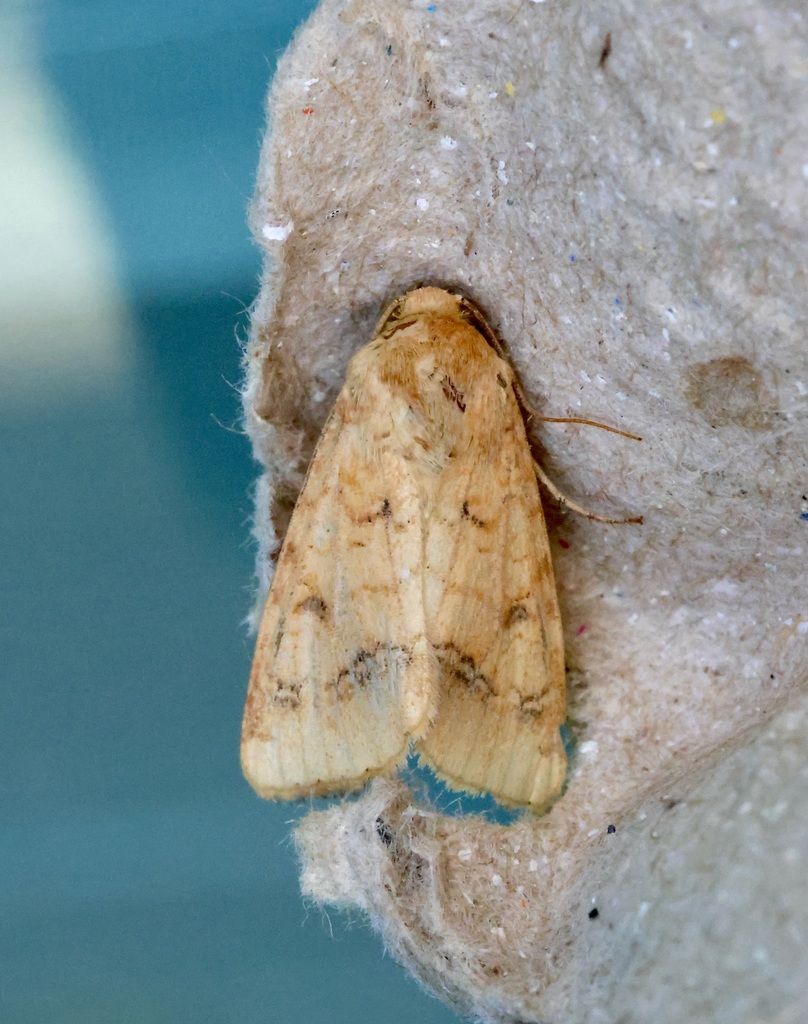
[241,287,571,810]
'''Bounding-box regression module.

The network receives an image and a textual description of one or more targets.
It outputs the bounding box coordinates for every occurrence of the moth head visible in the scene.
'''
[397,286,463,318]
[378,286,495,331]
[375,288,503,363]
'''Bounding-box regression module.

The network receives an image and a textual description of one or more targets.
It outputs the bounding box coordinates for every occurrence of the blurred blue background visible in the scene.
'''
[0,2,456,1021]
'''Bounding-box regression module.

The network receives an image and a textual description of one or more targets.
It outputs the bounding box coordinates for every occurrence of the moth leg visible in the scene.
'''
[531,457,643,525]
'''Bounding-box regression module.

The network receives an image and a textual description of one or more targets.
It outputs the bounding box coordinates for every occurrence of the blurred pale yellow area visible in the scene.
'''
[0,4,130,407]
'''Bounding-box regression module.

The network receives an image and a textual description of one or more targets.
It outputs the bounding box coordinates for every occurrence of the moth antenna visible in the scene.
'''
[513,376,642,523]
[532,457,643,525]
[534,415,641,442]
[458,300,641,446]
[512,376,642,442]
[462,312,642,522]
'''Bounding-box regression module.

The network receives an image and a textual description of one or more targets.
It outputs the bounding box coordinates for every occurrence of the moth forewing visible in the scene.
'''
[241,360,435,799]
[242,286,568,809]
[410,310,566,810]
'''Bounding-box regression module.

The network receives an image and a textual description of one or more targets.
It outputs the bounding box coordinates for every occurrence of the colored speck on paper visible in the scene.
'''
[505,80,515,97]
[302,107,314,115]
[577,624,588,635]
[426,3,436,9]
[607,824,617,834]
[570,254,577,262]
[614,297,621,305]
[800,512,808,521]
[710,108,726,124]
[558,538,570,549]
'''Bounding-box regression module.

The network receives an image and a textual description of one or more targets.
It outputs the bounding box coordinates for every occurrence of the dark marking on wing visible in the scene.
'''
[504,603,529,627]
[381,317,418,340]
[329,643,412,701]
[519,693,550,719]
[440,375,466,412]
[461,500,487,529]
[295,595,329,619]
[361,498,394,524]
[434,643,493,697]
[273,615,286,656]
[271,679,302,710]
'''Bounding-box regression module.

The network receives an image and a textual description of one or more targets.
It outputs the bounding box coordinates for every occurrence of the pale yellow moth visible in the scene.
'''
[241,286,569,810]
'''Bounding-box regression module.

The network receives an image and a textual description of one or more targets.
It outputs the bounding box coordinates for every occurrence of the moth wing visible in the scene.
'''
[241,373,433,800]
[417,380,567,810]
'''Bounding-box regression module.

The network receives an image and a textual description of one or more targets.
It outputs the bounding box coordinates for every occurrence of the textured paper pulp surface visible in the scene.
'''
[242,1,808,1020]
